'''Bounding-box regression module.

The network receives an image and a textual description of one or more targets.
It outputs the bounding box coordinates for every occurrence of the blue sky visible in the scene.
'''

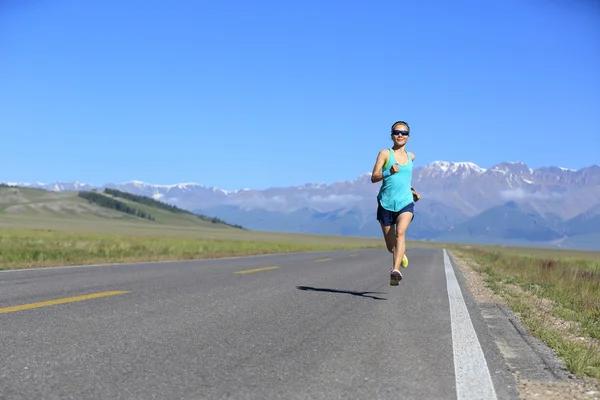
[1,0,599,191]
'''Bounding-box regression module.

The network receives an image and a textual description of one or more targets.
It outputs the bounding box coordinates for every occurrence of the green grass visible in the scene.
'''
[446,241,600,261]
[0,229,383,270]
[449,244,600,379]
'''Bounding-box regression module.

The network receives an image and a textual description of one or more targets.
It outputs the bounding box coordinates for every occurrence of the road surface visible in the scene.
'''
[0,247,552,399]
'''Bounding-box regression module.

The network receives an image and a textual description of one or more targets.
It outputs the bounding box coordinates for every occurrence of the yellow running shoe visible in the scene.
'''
[401,254,408,268]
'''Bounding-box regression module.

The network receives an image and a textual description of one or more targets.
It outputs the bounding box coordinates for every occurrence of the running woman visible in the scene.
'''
[370,121,420,285]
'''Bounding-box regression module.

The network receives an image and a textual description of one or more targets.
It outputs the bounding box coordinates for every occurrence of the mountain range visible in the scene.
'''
[4,160,600,251]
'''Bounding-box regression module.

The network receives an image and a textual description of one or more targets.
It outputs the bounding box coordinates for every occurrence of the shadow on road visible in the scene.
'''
[295,286,387,300]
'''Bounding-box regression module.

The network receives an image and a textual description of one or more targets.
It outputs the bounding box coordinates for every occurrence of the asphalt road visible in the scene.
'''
[0,248,523,400]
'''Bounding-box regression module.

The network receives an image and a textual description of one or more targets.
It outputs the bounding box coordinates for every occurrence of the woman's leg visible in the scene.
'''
[380,222,396,253]
[377,200,396,253]
[392,211,413,271]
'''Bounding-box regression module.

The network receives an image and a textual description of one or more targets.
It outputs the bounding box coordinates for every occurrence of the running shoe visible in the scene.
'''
[401,254,408,268]
[390,268,402,285]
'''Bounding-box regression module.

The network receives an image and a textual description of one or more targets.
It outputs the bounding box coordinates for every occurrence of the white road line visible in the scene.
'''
[443,249,497,400]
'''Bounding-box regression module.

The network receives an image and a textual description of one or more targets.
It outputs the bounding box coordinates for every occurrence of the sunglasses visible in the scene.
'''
[392,130,409,136]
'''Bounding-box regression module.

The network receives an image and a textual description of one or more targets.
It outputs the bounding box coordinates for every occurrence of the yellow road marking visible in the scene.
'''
[0,291,129,314]
[234,266,279,274]
[314,258,332,262]
[349,254,359,257]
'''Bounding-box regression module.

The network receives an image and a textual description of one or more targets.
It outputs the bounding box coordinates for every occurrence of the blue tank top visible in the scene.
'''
[377,148,413,212]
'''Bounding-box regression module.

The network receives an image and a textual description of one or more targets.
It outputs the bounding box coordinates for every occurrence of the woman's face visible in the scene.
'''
[391,124,409,146]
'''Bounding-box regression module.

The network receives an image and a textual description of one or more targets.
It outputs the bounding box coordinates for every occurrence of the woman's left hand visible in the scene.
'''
[412,189,420,202]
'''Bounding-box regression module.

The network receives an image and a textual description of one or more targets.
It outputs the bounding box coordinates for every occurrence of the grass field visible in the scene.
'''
[0,227,385,270]
[448,244,600,379]
[0,212,386,270]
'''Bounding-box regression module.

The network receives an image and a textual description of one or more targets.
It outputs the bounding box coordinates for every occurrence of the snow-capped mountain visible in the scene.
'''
[3,160,600,250]
[418,161,487,179]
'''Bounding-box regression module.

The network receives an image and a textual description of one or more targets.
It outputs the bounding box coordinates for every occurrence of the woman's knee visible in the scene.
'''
[395,213,413,238]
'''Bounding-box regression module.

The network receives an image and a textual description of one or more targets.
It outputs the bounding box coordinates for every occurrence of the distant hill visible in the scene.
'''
[97,188,244,229]
[564,203,600,237]
[194,205,381,237]
[0,186,244,230]
[435,201,564,243]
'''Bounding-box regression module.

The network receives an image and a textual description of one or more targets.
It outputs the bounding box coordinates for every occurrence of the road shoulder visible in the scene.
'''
[447,250,600,400]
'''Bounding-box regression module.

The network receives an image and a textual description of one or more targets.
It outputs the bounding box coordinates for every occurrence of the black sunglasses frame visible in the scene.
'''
[391,130,410,136]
